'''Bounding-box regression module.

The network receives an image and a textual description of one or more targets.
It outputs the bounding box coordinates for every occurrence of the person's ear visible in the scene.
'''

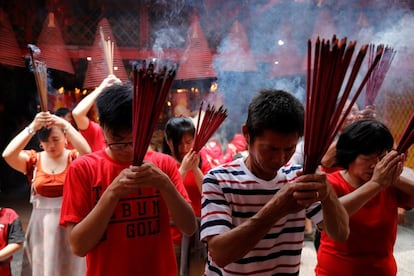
[242,124,250,145]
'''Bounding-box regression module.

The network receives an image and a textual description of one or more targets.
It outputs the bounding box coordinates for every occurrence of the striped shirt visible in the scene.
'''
[200,157,322,276]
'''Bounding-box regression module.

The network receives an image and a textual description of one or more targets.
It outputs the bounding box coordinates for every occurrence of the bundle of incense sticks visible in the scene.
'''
[100,26,114,75]
[132,60,177,165]
[193,102,227,153]
[303,35,384,174]
[364,44,396,106]
[396,112,414,153]
[28,44,48,111]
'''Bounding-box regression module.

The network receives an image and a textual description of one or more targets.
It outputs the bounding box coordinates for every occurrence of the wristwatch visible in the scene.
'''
[26,126,36,136]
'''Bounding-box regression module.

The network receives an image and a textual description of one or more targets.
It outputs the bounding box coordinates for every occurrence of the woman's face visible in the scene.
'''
[169,133,194,162]
[40,127,66,157]
[348,151,387,184]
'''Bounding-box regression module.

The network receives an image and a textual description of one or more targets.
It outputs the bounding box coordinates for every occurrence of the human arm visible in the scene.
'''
[205,173,338,268]
[136,162,197,235]
[0,243,23,261]
[67,162,196,256]
[335,150,403,216]
[321,140,337,169]
[50,114,91,155]
[66,171,123,257]
[179,150,204,192]
[2,111,51,173]
[0,215,25,261]
[315,179,349,241]
[394,171,414,207]
[72,75,121,130]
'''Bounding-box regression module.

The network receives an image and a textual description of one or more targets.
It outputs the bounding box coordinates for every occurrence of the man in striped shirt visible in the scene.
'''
[200,89,349,275]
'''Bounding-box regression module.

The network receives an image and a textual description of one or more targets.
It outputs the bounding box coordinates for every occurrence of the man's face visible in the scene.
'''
[104,129,134,163]
[244,127,299,180]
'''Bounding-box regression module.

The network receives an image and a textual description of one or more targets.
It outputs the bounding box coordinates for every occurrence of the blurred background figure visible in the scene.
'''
[54,107,75,128]
[162,116,211,276]
[0,207,25,276]
[72,75,121,152]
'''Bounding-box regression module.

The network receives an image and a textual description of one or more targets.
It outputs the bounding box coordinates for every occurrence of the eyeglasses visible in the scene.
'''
[107,141,133,151]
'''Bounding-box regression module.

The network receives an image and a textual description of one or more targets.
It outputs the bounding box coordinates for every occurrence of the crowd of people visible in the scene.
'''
[0,75,413,276]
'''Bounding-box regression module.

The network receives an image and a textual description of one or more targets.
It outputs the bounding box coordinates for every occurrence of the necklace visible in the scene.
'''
[44,152,66,175]
[50,165,59,174]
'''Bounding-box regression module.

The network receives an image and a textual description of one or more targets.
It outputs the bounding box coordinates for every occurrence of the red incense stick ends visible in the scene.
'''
[193,103,227,153]
[364,44,396,107]
[28,44,48,112]
[132,59,178,165]
[303,35,386,174]
[396,112,414,154]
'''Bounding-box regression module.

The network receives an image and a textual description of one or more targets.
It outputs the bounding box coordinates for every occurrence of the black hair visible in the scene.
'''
[37,126,63,142]
[54,107,71,117]
[96,83,132,136]
[162,116,195,161]
[335,120,394,169]
[245,89,304,142]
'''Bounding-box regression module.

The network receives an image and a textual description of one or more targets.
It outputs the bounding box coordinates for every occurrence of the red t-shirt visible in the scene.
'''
[79,120,106,152]
[0,208,25,276]
[170,155,211,245]
[60,150,190,276]
[316,171,411,276]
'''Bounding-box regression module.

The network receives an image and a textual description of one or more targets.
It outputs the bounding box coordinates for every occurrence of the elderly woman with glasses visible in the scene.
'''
[315,120,414,276]
[2,111,91,276]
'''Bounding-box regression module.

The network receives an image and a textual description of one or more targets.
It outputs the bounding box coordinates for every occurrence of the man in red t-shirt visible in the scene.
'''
[60,83,196,276]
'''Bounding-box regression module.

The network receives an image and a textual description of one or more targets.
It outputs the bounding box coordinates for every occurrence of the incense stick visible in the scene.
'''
[303,36,385,174]
[396,112,414,153]
[100,26,114,75]
[193,103,227,153]
[364,44,396,106]
[28,44,48,111]
[132,60,177,165]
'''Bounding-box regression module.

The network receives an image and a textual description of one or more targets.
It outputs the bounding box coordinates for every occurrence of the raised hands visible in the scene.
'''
[179,150,200,177]
[371,150,404,188]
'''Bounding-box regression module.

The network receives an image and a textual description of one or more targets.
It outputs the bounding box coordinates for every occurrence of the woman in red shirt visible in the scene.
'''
[163,116,211,275]
[315,120,414,276]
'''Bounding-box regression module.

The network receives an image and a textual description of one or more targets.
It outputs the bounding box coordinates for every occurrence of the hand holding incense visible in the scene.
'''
[28,44,48,112]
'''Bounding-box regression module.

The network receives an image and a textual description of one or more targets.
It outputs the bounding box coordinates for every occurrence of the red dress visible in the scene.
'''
[315,171,411,276]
